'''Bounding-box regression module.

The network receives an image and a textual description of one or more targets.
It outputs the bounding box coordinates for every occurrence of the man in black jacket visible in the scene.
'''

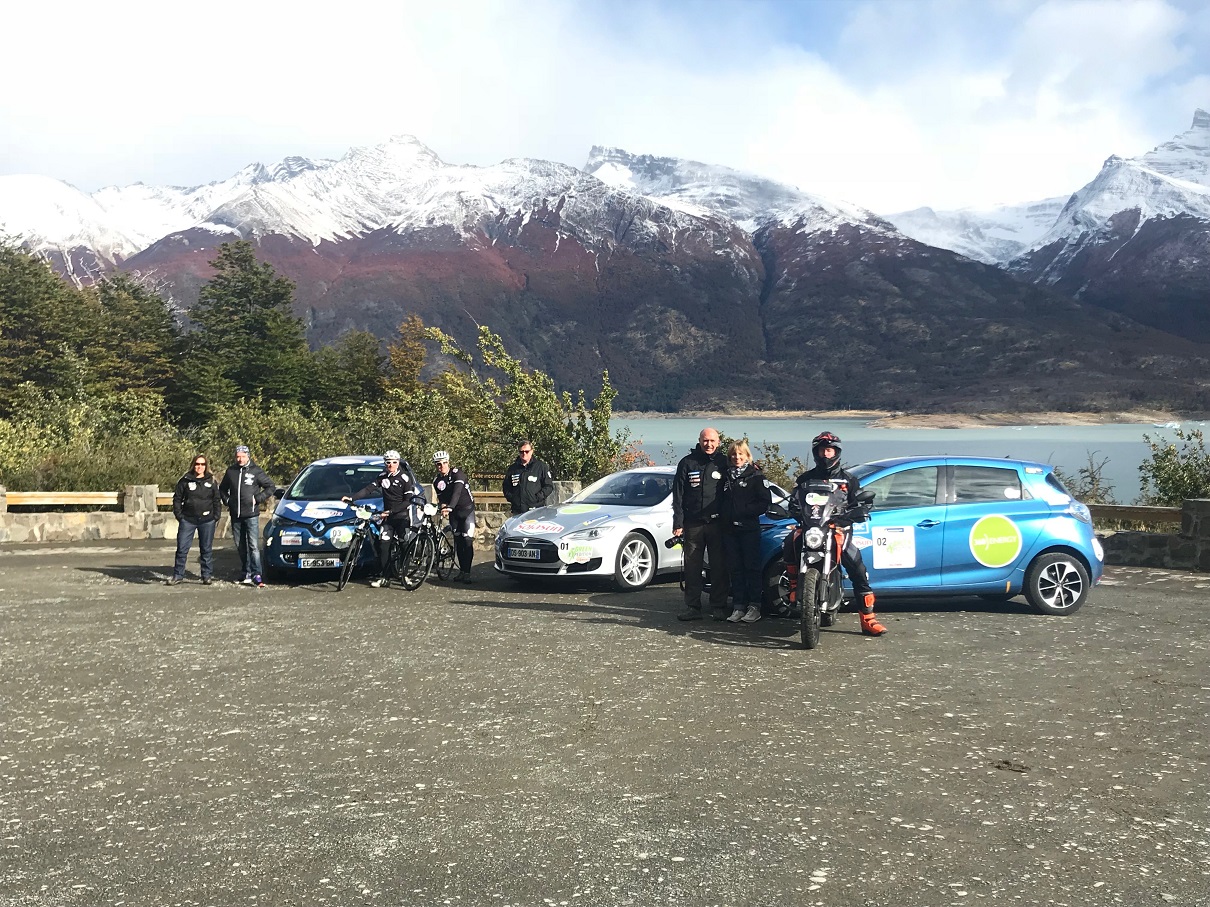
[343,450,424,589]
[219,445,276,586]
[432,450,476,583]
[502,440,553,515]
[788,431,886,636]
[672,427,730,620]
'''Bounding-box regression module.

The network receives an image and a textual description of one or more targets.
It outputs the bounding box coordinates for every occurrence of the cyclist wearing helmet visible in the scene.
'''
[432,450,476,583]
[786,432,887,636]
[343,450,423,588]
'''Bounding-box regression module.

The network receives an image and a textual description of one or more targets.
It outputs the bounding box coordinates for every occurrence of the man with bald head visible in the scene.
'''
[672,427,730,620]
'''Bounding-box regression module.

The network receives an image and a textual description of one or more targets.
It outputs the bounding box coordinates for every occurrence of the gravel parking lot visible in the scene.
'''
[2,542,1209,907]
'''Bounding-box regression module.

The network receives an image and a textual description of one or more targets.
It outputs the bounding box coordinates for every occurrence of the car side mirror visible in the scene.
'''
[766,503,791,520]
[273,488,284,499]
[856,490,875,506]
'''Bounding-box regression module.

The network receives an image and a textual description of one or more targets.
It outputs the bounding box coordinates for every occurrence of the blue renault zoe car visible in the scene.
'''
[773,456,1104,615]
[262,455,421,582]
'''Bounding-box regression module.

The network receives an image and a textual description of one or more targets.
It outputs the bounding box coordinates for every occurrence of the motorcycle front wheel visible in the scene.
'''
[337,534,364,592]
[799,568,822,650]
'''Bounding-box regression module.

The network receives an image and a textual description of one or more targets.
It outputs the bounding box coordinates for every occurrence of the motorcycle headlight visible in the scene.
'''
[803,527,826,549]
[565,524,620,541]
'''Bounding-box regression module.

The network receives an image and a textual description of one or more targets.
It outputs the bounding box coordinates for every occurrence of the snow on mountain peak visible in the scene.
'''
[584,145,885,235]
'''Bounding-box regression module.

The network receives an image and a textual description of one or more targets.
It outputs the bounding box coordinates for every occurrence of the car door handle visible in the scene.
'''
[916,519,941,528]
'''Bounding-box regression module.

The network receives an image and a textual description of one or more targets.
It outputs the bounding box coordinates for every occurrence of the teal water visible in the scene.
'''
[614,416,1207,502]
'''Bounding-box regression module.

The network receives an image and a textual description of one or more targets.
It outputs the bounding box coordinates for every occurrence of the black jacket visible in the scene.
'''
[502,457,553,514]
[791,463,868,523]
[433,466,475,516]
[672,445,729,530]
[351,464,422,517]
[720,463,772,532]
[173,472,222,524]
[219,462,276,519]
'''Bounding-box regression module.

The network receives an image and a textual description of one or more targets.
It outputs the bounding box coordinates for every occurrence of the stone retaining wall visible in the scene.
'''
[1098,498,1210,572]
[0,481,582,547]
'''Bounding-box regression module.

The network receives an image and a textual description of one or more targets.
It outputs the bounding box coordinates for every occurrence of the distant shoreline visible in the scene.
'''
[613,409,1202,429]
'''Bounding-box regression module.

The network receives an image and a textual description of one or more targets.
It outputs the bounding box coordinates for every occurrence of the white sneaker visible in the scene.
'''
[240,576,254,585]
[741,605,762,623]
[369,577,387,588]
[726,609,745,623]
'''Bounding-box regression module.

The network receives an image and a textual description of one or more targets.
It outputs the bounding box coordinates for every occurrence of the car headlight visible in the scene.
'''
[802,527,826,549]
[565,524,620,541]
[1067,501,1092,524]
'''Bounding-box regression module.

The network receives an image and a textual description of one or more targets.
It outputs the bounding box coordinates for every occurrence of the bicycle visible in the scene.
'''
[336,498,437,592]
[336,503,385,592]
[428,506,458,581]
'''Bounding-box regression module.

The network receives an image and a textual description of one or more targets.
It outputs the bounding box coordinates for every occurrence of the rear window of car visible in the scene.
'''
[288,464,391,500]
[951,465,1023,504]
[861,466,939,510]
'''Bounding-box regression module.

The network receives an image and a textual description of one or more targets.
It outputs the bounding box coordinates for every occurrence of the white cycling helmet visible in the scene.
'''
[432,450,450,463]
[382,450,401,462]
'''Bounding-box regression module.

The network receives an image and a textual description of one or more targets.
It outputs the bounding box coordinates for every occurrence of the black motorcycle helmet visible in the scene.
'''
[811,431,843,473]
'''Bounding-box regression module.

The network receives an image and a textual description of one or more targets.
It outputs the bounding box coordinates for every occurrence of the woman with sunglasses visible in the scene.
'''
[168,454,222,585]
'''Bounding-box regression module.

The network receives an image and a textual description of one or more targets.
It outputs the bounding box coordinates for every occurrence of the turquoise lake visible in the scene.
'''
[614,417,1207,503]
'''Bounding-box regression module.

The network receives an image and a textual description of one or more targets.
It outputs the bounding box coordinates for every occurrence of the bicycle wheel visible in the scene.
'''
[337,533,364,592]
[399,533,434,591]
[433,527,456,581]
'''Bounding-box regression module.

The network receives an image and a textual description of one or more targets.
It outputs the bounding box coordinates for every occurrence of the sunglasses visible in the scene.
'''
[193,461,207,466]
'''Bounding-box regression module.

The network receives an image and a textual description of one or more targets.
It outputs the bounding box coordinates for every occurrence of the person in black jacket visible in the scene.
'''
[342,450,423,589]
[720,439,772,624]
[219,445,276,586]
[672,427,730,620]
[168,454,222,585]
[432,450,476,583]
[786,431,886,636]
[502,440,553,515]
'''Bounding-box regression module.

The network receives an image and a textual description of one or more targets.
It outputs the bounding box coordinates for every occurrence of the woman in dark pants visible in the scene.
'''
[168,454,222,585]
[720,439,772,623]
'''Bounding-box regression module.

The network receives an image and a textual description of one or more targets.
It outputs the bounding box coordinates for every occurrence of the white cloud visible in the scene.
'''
[0,0,1206,213]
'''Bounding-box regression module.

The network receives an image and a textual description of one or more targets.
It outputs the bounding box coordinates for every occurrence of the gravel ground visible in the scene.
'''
[1,542,1208,907]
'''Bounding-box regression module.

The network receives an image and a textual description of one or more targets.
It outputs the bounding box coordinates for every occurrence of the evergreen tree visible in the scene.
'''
[86,273,181,397]
[385,314,428,394]
[0,243,90,416]
[178,240,311,422]
[308,329,386,409]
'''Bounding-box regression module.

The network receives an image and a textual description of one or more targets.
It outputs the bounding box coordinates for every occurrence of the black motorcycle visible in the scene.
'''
[792,480,874,649]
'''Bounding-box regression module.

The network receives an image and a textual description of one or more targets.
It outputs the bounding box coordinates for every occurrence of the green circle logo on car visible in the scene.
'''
[969,515,1023,568]
[560,504,601,514]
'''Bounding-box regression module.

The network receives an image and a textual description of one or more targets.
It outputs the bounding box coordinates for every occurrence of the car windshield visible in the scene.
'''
[848,463,880,482]
[287,463,389,501]
[571,472,673,507]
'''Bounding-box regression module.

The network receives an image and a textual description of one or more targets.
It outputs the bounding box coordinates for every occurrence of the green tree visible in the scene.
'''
[86,273,181,397]
[1138,428,1210,506]
[385,314,428,394]
[178,241,310,421]
[0,243,89,415]
[308,329,386,409]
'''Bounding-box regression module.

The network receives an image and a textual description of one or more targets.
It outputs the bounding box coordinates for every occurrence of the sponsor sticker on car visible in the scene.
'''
[969,515,1023,568]
[516,520,564,534]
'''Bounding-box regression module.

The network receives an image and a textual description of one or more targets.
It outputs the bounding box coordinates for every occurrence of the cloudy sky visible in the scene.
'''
[3,0,1208,213]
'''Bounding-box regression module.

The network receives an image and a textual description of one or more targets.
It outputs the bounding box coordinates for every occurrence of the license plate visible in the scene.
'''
[299,556,341,568]
[507,547,541,560]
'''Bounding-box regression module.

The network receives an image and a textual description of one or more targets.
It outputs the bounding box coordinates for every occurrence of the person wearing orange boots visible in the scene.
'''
[785,432,887,636]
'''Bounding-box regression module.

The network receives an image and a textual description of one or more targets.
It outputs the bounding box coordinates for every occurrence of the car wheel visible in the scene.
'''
[614,533,656,592]
[762,560,791,611]
[1024,552,1091,616]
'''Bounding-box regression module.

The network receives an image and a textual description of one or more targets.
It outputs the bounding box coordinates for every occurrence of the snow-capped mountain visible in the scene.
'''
[2,128,1208,411]
[885,197,1068,264]
[584,145,890,236]
[1007,110,1210,341]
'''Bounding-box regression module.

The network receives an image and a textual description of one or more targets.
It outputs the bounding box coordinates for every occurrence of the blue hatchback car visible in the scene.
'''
[772,456,1103,615]
[262,455,421,582]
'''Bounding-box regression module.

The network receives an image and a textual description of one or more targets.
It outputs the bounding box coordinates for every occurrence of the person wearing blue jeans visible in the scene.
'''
[220,445,276,586]
[168,455,222,585]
